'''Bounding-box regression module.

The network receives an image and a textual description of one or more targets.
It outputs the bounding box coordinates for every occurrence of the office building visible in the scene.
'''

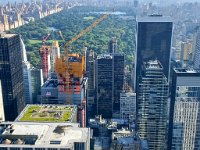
[0,34,25,121]
[108,37,117,53]
[168,69,200,150]
[113,53,124,112]
[135,15,172,149]
[193,26,200,69]
[0,122,90,150]
[30,67,43,104]
[96,54,124,118]
[135,15,173,90]
[120,92,136,122]
[21,38,32,104]
[0,80,5,121]
[96,54,113,118]
[137,60,168,149]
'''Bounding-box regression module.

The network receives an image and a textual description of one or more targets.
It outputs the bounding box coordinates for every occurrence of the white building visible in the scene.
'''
[0,122,90,150]
[120,92,136,122]
[21,38,32,104]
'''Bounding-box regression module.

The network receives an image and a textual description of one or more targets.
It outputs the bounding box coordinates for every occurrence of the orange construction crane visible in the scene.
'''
[55,14,109,104]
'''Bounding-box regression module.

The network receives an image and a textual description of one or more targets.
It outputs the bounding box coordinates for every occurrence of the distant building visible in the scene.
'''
[96,54,124,118]
[30,67,43,104]
[168,69,200,150]
[110,128,148,150]
[0,122,90,150]
[86,50,96,118]
[0,34,25,121]
[193,26,200,69]
[120,92,136,122]
[21,38,32,104]
[137,60,168,150]
[180,42,193,67]
[108,37,117,53]
[50,40,60,72]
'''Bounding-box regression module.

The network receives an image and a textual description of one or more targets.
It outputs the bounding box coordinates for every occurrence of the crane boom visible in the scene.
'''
[63,14,108,48]
[55,13,109,105]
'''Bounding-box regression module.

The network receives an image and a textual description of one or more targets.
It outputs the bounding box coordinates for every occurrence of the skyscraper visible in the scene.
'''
[135,15,173,149]
[193,26,200,69]
[108,37,117,53]
[168,69,200,150]
[137,60,168,149]
[0,34,25,120]
[135,15,173,90]
[96,53,124,118]
[21,38,32,104]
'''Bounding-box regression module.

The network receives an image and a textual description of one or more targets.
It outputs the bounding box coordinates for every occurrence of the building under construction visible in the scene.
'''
[41,53,87,127]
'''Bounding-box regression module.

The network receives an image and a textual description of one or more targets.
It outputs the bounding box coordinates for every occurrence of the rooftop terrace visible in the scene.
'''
[15,105,77,123]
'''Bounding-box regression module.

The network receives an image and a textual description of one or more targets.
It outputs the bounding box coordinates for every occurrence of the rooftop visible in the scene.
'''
[174,68,199,73]
[0,122,89,148]
[137,15,172,23]
[145,60,163,69]
[0,33,16,38]
[15,105,77,123]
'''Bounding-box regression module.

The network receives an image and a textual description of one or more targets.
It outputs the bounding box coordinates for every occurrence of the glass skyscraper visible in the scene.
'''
[137,60,168,149]
[168,69,200,150]
[135,15,173,149]
[0,34,25,121]
[96,53,124,118]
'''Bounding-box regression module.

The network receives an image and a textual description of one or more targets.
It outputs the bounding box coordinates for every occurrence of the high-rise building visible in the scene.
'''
[21,38,32,104]
[0,34,25,121]
[137,60,168,149]
[96,53,124,118]
[193,26,200,69]
[0,80,5,121]
[50,40,60,72]
[120,92,136,122]
[135,15,172,149]
[135,15,173,90]
[96,54,113,118]
[168,69,200,150]
[30,68,43,104]
[108,37,117,53]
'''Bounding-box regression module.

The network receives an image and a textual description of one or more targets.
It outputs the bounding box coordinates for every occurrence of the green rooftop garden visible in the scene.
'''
[19,105,74,122]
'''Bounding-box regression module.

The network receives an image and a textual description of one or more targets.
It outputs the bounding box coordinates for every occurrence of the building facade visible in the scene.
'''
[137,60,168,150]
[135,15,173,90]
[96,54,124,118]
[168,69,200,150]
[120,92,136,122]
[193,26,200,69]
[21,38,32,104]
[108,37,117,53]
[0,34,25,121]
[135,16,173,149]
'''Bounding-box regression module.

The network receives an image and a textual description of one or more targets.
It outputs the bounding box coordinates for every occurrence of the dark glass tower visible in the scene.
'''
[135,15,173,90]
[0,34,25,121]
[135,15,173,149]
[96,53,124,118]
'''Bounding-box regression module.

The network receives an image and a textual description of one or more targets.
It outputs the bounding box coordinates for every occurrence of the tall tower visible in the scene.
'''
[168,69,200,150]
[21,38,32,104]
[108,37,117,53]
[0,34,25,121]
[193,26,200,69]
[96,53,124,118]
[137,60,168,149]
[135,15,173,149]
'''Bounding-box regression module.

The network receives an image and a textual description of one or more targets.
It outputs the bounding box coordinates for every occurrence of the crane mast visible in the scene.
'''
[55,14,109,104]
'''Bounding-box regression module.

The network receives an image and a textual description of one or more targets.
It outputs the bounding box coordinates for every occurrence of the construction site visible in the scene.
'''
[37,14,109,127]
